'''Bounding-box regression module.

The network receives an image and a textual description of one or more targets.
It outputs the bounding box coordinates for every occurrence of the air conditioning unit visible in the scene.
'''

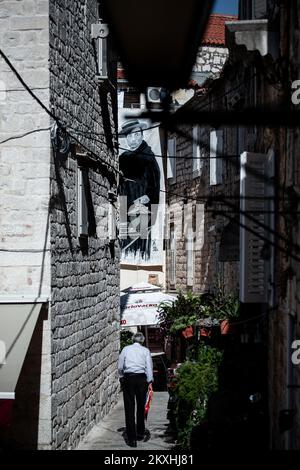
[147,87,162,104]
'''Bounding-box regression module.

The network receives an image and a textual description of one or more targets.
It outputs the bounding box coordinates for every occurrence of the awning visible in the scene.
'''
[120,290,176,327]
[0,303,42,399]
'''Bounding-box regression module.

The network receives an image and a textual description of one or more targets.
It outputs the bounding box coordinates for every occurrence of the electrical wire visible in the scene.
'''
[0,127,51,145]
[71,121,161,136]
[118,145,240,160]
[0,48,58,122]
[0,248,51,253]
[65,129,121,176]
[2,86,49,93]
[122,177,300,263]
[222,311,269,327]
[0,46,290,178]
[0,47,121,176]
[1,48,299,257]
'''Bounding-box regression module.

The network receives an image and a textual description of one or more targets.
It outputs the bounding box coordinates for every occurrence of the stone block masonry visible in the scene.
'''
[0,0,119,451]
[49,0,119,450]
[50,154,120,450]
[194,46,228,76]
[0,0,51,301]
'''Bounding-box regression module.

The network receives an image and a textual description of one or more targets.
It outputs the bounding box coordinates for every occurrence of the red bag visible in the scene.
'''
[144,384,153,419]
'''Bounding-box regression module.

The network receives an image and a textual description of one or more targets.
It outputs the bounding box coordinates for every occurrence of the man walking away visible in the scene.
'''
[118,332,153,447]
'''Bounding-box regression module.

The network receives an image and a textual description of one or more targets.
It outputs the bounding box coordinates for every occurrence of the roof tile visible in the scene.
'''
[202,14,237,46]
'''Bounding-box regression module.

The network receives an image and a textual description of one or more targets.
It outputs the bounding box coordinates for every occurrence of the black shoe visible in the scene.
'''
[137,429,150,442]
[127,440,137,447]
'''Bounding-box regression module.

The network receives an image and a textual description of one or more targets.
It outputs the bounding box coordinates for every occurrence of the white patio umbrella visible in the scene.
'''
[120,288,176,327]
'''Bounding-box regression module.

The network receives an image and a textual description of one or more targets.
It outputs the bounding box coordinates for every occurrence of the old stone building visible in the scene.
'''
[191,14,236,85]
[164,14,243,295]
[0,0,119,449]
[116,13,235,293]
[164,0,300,450]
[118,14,235,109]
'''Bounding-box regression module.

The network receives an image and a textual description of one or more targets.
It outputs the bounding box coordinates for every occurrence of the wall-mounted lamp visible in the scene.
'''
[91,21,109,84]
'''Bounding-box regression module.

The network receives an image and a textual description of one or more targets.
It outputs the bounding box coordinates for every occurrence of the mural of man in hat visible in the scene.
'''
[120,119,147,151]
[119,119,160,261]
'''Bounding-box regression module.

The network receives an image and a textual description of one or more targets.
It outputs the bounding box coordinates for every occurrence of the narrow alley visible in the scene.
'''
[77,392,174,451]
[2,0,300,454]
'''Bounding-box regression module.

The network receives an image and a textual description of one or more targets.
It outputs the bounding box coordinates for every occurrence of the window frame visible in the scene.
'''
[77,165,89,238]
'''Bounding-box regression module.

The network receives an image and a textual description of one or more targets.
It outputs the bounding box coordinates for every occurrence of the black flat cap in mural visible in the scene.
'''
[119,119,148,136]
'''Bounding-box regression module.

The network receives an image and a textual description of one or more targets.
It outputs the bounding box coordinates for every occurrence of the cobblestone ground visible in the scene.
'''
[77,392,175,451]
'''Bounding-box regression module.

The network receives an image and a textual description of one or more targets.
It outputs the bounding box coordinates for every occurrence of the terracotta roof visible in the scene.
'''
[201,14,237,46]
[117,14,237,81]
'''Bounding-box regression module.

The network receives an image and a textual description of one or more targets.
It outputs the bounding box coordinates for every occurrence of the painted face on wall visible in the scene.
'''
[126,126,143,151]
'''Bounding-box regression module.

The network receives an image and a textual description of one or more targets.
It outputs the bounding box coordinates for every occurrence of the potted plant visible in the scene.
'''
[181,325,194,339]
[172,344,223,449]
[211,294,240,335]
[158,291,201,338]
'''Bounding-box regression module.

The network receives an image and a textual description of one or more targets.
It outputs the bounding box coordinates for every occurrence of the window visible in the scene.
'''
[236,126,245,175]
[117,90,124,108]
[192,126,204,177]
[239,1,267,21]
[253,0,267,19]
[240,0,253,19]
[108,201,117,242]
[77,166,88,237]
[169,224,176,287]
[237,126,245,156]
[167,137,176,183]
[210,129,223,186]
[186,228,194,287]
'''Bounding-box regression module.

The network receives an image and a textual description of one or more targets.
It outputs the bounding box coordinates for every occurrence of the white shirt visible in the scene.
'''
[118,342,154,383]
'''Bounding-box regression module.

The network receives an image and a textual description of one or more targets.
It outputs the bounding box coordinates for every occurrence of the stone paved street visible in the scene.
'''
[77,392,174,451]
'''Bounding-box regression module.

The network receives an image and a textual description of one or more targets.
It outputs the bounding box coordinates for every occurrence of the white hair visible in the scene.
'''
[133,332,145,344]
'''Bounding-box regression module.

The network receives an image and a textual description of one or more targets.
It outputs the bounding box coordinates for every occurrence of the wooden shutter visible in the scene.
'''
[186,228,194,287]
[210,129,223,185]
[192,126,199,173]
[108,202,116,241]
[193,126,206,176]
[240,152,268,303]
[169,225,176,286]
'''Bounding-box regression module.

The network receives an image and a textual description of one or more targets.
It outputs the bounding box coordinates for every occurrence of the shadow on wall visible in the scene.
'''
[0,305,48,450]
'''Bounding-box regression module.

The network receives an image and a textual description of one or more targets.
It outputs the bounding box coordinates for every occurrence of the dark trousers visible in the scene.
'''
[123,374,148,441]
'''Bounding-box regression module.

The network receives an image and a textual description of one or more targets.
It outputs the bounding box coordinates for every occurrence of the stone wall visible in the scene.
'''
[0,0,51,301]
[275,2,300,449]
[165,95,241,296]
[266,2,300,449]
[0,0,52,451]
[49,0,119,450]
[193,45,228,77]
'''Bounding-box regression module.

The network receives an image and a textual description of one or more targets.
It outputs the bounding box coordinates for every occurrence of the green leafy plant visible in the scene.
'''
[158,291,201,336]
[173,344,223,449]
[120,330,133,350]
[210,293,240,321]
